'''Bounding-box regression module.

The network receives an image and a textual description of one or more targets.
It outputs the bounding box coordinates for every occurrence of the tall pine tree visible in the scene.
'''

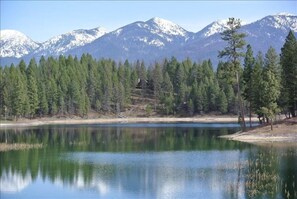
[218,17,247,130]
[242,45,255,127]
[280,30,297,117]
[261,47,281,130]
[26,59,39,118]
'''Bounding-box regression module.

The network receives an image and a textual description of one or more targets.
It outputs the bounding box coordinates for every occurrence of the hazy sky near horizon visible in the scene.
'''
[1,1,296,42]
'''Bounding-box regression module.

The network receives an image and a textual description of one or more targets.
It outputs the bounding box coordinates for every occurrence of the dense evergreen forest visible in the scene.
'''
[0,30,296,122]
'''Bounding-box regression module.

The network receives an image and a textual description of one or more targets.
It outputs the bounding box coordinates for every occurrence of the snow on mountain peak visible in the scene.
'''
[1,30,27,40]
[150,17,175,26]
[0,30,40,58]
[264,13,297,31]
[34,26,107,56]
[198,18,247,38]
[201,19,228,37]
[147,17,187,37]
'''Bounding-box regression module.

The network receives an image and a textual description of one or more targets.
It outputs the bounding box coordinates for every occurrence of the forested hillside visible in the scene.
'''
[0,55,231,119]
[0,30,296,121]
[0,31,297,119]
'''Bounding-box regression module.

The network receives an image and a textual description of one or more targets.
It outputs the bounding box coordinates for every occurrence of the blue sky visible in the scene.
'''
[1,1,296,42]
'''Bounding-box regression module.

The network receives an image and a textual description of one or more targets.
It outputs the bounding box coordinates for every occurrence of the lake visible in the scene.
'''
[0,123,296,199]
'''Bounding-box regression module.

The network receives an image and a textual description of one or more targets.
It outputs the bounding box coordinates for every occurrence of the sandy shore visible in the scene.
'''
[0,116,258,128]
[220,118,297,145]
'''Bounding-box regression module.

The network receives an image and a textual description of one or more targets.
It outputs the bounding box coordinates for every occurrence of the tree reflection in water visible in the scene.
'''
[0,124,296,198]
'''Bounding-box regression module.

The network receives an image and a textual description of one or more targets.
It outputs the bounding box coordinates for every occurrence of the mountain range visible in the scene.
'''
[1,13,296,67]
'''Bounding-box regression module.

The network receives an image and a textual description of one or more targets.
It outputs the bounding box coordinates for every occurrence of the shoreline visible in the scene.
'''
[0,116,258,128]
[220,118,297,145]
[0,116,296,145]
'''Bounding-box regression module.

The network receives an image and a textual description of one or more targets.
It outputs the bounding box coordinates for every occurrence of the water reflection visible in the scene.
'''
[0,170,32,193]
[62,150,248,198]
[0,124,296,199]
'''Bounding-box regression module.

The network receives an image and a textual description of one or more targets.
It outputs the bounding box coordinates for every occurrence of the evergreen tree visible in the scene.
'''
[209,80,220,111]
[161,72,174,114]
[123,60,132,104]
[280,30,297,117]
[48,79,58,115]
[0,67,6,118]
[162,72,173,94]
[177,82,187,112]
[218,17,247,130]
[201,84,209,113]
[195,84,204,114]
[251,52,264,122]
[11,68,28,120]
[217,90,228,114]
[225,84,236,113]
[188,98,194,115]
[138,61,147,96]
[18,60,27,75]
[26,59,39,118]
[175,63,185,93]
[86,60,96,108]
[101,61,113,112]
[38,83,48,116]
[261,47,281,129]
[163,93,175,115]
[153,63,163,99]
[242,45,255,127]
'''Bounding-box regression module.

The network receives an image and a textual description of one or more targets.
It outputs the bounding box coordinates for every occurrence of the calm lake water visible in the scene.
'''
[0,123,296,199]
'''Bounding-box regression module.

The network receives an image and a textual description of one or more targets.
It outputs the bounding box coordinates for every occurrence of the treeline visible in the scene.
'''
[241,30,297,123]
[0,31,296,120]
[0,55,233,119]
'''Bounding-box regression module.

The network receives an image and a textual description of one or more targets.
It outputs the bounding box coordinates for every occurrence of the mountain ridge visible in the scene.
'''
[1,13,296,67]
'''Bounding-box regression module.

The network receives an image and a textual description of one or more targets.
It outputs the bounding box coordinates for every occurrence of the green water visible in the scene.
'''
[0,123,296,199]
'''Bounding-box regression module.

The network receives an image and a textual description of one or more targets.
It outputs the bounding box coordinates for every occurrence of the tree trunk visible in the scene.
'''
[236,72,246,131]
[270,119,273,131]
[290,107,296,117]
[249,102,252,128]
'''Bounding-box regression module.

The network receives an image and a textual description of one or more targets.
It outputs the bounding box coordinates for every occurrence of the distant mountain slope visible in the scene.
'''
[69,17,194,62]
[242,13,297,54]
[170,13,297,66]
[1,13,296,67]
[30,27,107,59]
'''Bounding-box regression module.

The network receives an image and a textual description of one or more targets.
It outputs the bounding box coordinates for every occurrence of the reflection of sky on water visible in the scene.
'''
[62,150,248,199]
[62,150,246,169]
[1,150,248,199]
[0,170,32,193]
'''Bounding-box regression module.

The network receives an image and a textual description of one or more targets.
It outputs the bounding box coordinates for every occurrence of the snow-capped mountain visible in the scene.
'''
[266,13,297,31]
[1,13,296,67]
[239,13,297,57]
[197,19,229,38]
[30,27,107,58]
[69,17,194,62]
[170,13,297,66]
[0,30,40,58]
[146,17,191,40]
